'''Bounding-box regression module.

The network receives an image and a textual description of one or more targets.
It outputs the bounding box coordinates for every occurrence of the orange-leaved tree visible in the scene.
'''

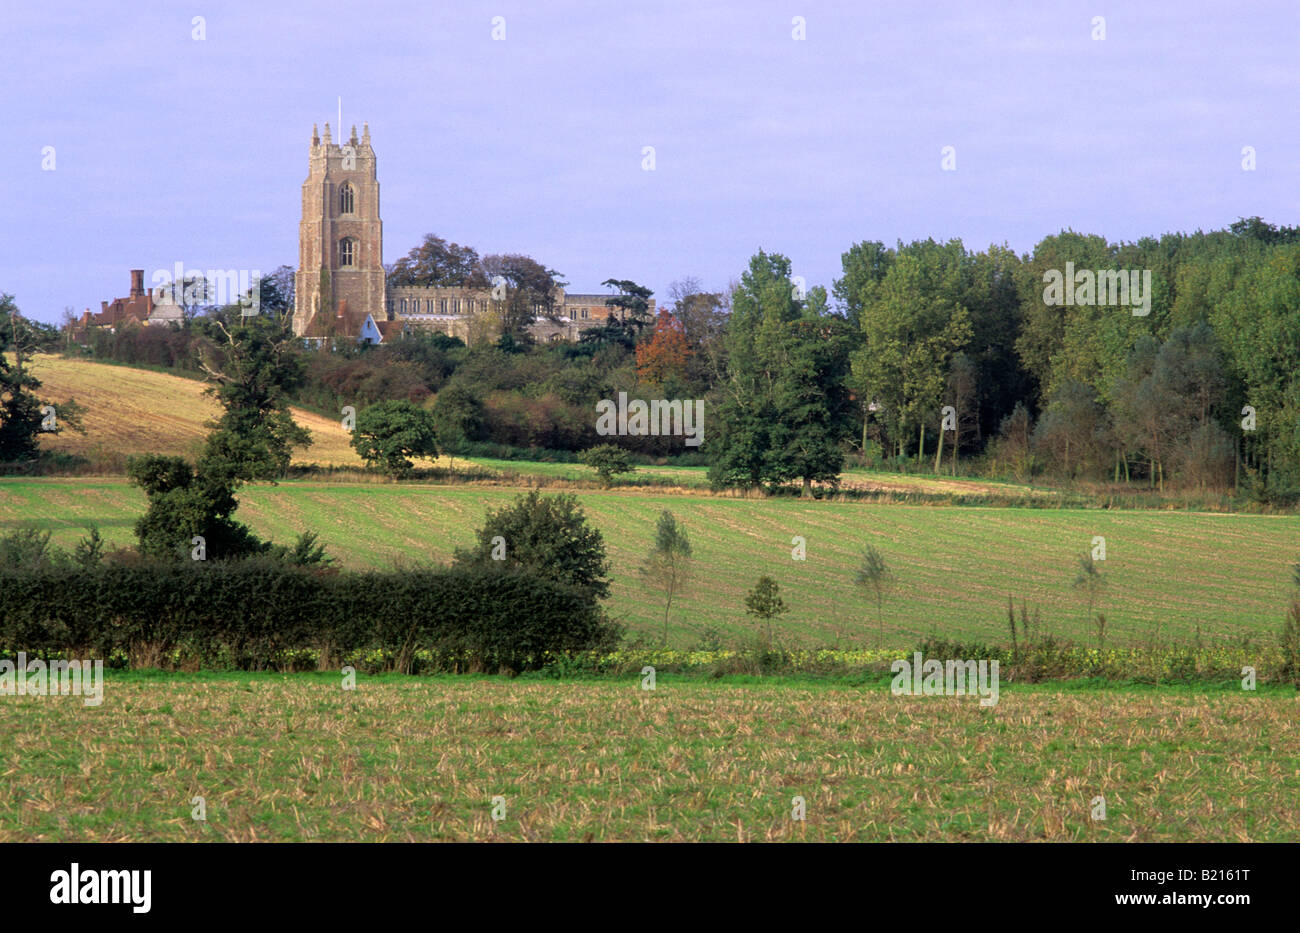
[635,310,691,385]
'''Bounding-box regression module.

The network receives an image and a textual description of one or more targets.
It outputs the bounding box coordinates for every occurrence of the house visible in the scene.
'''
[74,269,184,335]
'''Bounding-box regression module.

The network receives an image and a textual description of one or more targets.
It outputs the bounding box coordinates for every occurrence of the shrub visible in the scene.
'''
[454,490,612,601]
[126,454,268,561]
[580,443,635,485]
[1282,600,1300,690]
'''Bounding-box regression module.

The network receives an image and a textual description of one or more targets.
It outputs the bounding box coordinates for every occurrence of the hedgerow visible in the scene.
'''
[0,560,620,674]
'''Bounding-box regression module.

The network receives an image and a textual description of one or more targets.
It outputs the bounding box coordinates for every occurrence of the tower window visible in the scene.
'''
[401,299,408,313]
[340,184,355,214]
[340,238,355,267]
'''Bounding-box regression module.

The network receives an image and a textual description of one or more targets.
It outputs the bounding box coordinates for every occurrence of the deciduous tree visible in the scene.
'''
[641,510,693,644]
[351,400,439,477]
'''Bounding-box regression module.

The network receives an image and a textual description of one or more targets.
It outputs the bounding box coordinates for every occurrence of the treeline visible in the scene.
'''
[49,216,1300,494]
[832,218,1300,495]
[711,217,1300,496]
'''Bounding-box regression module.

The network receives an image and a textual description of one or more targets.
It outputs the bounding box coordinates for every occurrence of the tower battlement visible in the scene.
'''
[293,122,385,338]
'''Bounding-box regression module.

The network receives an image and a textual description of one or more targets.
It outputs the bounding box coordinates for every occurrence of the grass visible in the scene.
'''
[3,477,1298,647]
[2,673,1297,842]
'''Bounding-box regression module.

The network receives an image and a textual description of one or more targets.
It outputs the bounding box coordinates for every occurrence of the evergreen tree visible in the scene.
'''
[766,288,856,495]
[0,294,84,462]
[710,251,854,492]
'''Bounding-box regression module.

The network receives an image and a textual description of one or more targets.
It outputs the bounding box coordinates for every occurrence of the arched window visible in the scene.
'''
[339,184,354,214]
[340,238,355,267]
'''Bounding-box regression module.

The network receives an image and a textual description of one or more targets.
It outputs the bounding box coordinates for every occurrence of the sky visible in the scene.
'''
[3,0,1298,323]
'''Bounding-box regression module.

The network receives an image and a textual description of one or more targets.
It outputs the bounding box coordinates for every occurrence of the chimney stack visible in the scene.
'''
[130,269,144,297]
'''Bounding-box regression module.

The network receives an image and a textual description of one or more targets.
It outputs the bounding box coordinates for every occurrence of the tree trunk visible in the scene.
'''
[801,475,812,498]
[933,428,944,474]
[917,421,925,466]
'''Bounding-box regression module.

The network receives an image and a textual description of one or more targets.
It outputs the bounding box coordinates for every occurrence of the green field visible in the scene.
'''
[3,673,1297,842]
[2,477,1296,647]
[469,455,1055,498]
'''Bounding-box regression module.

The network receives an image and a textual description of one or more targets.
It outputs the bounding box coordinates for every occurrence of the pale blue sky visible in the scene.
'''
[3,0,1297,322]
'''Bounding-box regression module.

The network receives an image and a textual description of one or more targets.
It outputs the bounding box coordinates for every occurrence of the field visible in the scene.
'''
[7,356,1300,846]
[3,476,1297,647]
[27,354,363,468]
[2,674,1297,842]
[7,356,1298,647]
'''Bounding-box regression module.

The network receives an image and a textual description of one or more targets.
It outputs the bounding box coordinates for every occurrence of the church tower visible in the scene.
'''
[293,122,385,338]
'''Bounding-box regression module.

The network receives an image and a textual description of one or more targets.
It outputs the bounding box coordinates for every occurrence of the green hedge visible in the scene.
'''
[0,560,619,673]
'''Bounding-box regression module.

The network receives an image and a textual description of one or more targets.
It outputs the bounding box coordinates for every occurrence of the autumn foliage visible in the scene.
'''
[635,311,691,385]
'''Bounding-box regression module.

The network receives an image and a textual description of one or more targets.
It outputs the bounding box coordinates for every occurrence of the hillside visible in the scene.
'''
[27,354,363,468]
[24,355,1062,499]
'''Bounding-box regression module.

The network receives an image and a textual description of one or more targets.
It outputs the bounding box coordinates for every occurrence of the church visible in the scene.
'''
[290,123,650,345]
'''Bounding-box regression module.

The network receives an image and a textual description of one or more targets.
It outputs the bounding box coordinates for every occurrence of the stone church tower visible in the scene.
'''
[293,123,385,338]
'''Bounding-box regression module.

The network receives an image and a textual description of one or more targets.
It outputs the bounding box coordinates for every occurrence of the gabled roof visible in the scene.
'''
[301,298,371,340]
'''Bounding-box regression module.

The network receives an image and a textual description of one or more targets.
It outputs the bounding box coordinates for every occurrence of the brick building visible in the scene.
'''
[75,269,183,333]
